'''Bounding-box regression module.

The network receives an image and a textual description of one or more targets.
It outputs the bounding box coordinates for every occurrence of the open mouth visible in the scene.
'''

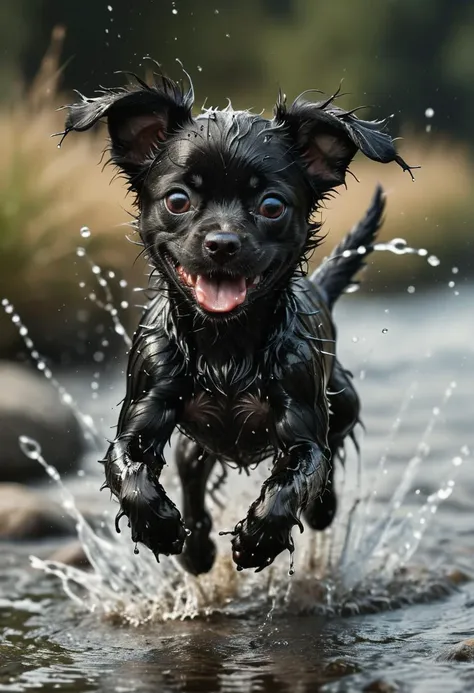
[175,266,261,313]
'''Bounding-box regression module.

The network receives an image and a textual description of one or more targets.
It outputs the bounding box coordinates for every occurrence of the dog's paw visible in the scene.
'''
[178,512,216,575]
[304,488,337,531]
[116,462,187,558]
[227,516,296,573]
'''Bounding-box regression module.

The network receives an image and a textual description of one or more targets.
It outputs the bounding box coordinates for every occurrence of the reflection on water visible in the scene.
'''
[1,283,473,692]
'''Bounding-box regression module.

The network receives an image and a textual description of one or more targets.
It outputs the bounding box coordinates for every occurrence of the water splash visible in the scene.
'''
[3,232,468,623]
[76,245,132,348]
[313,236,440,295]
[25,374,469,624]
[1,298,101,448]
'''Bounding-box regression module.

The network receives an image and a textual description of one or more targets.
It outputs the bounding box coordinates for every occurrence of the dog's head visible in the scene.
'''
[64,74,412,318]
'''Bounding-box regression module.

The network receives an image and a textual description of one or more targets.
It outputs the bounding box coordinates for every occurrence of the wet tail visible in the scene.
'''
[311,185,385,308]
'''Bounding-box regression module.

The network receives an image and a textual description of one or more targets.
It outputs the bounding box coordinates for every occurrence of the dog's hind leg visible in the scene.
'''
[304,359,360,531]
[175,433,218,575]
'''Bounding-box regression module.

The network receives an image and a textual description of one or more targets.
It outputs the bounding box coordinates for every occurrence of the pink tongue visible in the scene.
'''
[195,275,247,312]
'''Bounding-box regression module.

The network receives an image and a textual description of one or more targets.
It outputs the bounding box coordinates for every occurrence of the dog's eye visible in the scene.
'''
[165,191,191,215]
[258,196,286,220]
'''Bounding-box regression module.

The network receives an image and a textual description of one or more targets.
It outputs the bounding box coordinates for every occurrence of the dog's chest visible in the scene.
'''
[180,381,273,463]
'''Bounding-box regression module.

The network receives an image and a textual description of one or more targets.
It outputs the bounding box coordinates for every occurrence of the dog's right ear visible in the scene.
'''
[63,76,194,178]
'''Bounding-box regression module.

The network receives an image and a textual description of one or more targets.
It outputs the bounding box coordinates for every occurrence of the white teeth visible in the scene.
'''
[176,266,196,287]
[248,275,261,288]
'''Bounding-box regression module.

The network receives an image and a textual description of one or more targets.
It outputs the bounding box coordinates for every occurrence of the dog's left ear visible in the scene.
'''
[274,93,414,191]
[62,75,194,178]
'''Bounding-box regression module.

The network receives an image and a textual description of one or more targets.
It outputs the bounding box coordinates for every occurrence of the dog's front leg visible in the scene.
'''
[230,396,330,572]
[102,312,190,560]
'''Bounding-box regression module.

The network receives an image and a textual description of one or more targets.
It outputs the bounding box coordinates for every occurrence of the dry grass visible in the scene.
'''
[1,30,473,355]
[0,29,138,355]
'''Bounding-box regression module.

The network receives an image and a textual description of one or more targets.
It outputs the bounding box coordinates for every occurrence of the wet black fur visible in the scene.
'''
[63,72,412,574]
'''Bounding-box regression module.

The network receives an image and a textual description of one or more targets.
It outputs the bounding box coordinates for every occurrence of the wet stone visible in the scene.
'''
[0,483,75,540]
[0,361,85,482]
[48,540,91,569]
[322,658,361,678]
[440,638,474,662]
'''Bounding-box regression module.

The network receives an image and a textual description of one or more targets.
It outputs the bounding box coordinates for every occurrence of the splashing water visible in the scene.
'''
[3,230,470,624]
[311,235,441,296]
[22,374,469,625]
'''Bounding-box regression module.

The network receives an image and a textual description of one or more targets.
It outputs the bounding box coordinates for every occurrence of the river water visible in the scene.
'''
[1,283,473,692]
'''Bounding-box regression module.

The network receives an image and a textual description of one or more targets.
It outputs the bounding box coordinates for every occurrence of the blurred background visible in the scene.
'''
[0,0,473,362]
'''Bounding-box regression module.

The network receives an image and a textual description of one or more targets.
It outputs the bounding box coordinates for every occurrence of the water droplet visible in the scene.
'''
[197,65,203,72]
[19,436,42,460]
[345,284,359,294]
[92,265,101,275]
[452,266,459,274]
[427,255,440,267]
[437,487,452,500]
[120,301,129,309]
[391,238,407,254]
[107,4,113,10]
[357,245,366,255]
[76,247,86,257]
[93,351,105,363]
[19,326,28,336]
[452,456,463,467]
[417,248,428,257]
[407,286,416,294]
[214,8,219,13]
[425,107,435,118]
[119,279,128,288]
[351,336,358,343]
[448,281,455,288]
[80,226,91,238]
[172,7,178,13]
[115,324,126,336]
[382,328,388,334]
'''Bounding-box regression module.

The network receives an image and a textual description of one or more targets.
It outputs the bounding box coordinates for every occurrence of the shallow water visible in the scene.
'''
[1,284,474,692]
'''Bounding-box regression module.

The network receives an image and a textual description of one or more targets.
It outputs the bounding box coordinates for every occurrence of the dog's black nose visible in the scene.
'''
[204,231,241,264]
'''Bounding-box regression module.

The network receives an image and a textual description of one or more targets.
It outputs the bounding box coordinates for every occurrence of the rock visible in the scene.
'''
[439,638,474,662]
[0,483,74,539]
[48,540,91,569]
[0,361,85,481]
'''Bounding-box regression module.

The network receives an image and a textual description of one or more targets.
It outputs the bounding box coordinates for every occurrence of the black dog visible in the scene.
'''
[63,73,412,575]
